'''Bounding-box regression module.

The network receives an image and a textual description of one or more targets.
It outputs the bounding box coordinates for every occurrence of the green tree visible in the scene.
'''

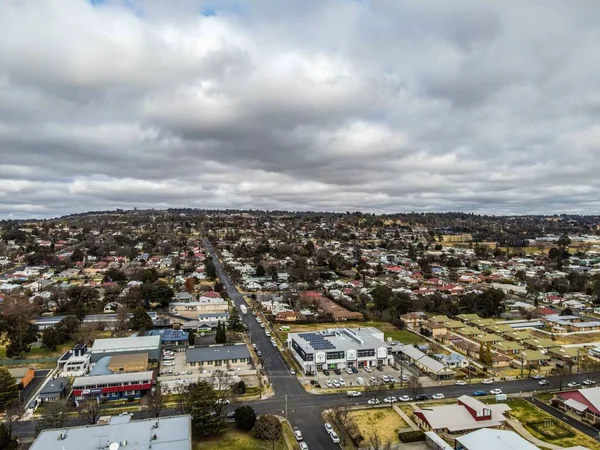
[234,405,256,431]
[478,343,485,363]
[55,315,81,339]
[130,306,153,331]
[35,400,70,435]
[180,381,226,436]
[205,258,217,279]
[215,321,227,344]
[188,330,195,346]
[227,307,244,332]
[41,327,62,351]
[255,265,266,277]
[0,368,18,412]
[252,414,283,449]
[485,344,493,365]
[370,284,393,310]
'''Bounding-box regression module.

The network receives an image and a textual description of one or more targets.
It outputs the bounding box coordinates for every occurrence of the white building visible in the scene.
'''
[287,327,393,374]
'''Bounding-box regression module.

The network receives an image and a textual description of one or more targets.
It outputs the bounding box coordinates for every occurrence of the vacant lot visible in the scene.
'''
[348,408,406,444]
[195,427,288,450]
[506,398,600,449]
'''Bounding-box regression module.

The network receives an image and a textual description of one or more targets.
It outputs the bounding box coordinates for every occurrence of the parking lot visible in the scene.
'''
[308,365,412,390]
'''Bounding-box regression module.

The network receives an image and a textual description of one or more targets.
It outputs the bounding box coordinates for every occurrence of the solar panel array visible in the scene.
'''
[299,332,336,350]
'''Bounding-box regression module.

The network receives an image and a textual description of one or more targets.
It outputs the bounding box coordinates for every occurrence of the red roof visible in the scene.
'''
[537,307,555,315]
[557,391,600,416]
[303,291,324,298]
[201,291,221,298]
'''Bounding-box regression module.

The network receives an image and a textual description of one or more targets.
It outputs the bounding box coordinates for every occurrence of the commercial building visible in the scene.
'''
[554,386,600,425]
[186,344,251,369]
[72,370,154,400]
[29,414,192,450]
[90,335,161,363]
[455,428,538,450]
[107,353,149,373]
[287,327,393,374]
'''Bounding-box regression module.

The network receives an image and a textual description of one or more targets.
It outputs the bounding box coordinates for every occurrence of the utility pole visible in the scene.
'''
[520,352,524,379]
[285,394,288,420]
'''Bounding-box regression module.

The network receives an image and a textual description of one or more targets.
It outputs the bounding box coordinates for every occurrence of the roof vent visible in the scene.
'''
[109,442,120,450]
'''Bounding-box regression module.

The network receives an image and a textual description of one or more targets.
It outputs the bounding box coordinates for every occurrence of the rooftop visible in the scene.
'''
[289,327,387,354]
[186,344,251,363]
[91,335,161,352]
[456,428,538,450]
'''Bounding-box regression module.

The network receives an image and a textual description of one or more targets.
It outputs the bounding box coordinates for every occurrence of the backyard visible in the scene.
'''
[348,408,407,444]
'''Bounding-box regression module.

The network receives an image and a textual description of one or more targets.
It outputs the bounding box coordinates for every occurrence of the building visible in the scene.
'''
[455,428,539,450]
[186,344,251,369]
[169,296,228,319]
[554,386,600,425]
[29,414,192,450]
[413,395,511,434]
[7,367,35,388]
[107,353,149,373]
[90,335,161,363]
[399,345,455,380]
[72,371,154,400]
[315,296,364,321]
[197,312,229,329]
[34,312,159,330]
[401,312,427,330]
[147,329,189,350]
[57,344,91,376]
[433,353,469,369]
[288,327,393,374]
[39,377,69,402]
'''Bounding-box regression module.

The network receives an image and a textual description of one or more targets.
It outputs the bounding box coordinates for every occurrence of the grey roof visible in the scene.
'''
[186,345,250,363]
[91,335,160,353]
[90,356,113,376]
[198,312,229,318]
[73,371,154,388]
[39,377,69,397]
[289,327,388,354]
[30,415,191,450]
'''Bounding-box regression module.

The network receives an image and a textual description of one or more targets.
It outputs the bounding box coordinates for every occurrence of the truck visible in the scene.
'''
[240,305,248,315]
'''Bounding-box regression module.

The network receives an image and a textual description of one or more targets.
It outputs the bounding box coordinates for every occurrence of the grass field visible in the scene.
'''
[0,340,75,359]
[348,409,406,443]
[195,427,288,450]
[506,398,600,449]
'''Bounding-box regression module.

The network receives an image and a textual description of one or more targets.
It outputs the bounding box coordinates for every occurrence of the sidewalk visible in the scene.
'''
[506,418,562,450]
[392,404,419,431]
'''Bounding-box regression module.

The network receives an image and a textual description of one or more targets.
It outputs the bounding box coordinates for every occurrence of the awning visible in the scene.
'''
[564,398,589,413]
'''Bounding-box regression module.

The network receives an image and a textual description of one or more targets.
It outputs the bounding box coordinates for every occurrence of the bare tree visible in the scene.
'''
[75,322,102,346]
[551,366,569,391]
[111,307,130,337]
[324,405,359,446]
[365,431,393,450]
[252,414,283,450]
[145,383,164,418]
[77,398,101,425]
[407,375,422,399]
[209,370,237,416]
[365,381,380,402]
[35,400,70,435]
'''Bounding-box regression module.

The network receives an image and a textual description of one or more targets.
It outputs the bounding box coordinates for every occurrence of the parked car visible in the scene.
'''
[338,378,346,386]
[346,368,354,375]
[226,411,235,418]
[325,380,333,387]
[401,374,408,381]
[472,390,487,396]
[532,374,543,380]
[376,365,384,371]
[415,394,428,401]
[367,399,381,405]
[324,423,333,433]
[399,395,412,402]
[481,379,494,385]
[290,370,296,375]
[299,443,309,450]
[489,389,503,395]
[364,366,372,373]
[432,393,445,400]
[381,375,390,383]
[323,369,330,376]
[332,380,340,388]
[162,361,175,367]
[329,431,340,444]
[256,350,262,357]
[388,376,397,383]
[252,343,257,349]
[351,367,359,373]
[294,430,303,441]
[567,382,581,388]
[538,379,550,386]
[334,368,342,375]
[455,380,467,386]
[383,396,397,403]
[369,376,378,384]
[583,379,596,385]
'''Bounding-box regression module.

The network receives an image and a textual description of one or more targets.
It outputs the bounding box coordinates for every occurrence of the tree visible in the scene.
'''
[75,322,103,346]
[0,368,18,412]
[407,375,423,400]
[551,366,570,391]
[188,330,195,346]
[325,406,359,446]
[77,398,101,425]
[370,285,393,310]
[558,235,571,249]
[145,383,164,418]
[112,307,130,337]
[234,405,256,431]
[209,370,237,414]
[205,258,217,279]
[55,315,81,339]
[365,431,393,450]
[35,400,70,435]
[2,317,38,358]
[215,321,227,344]
[41,327,62,351]
[184,277,196,294]
[560,308,573,316]
[478,343,485,363]
[179,381,226,436]
[485,344,492,365]
[252,414,283,449]
[228,307,244,332]
[235,380,246,395]
[255,265,266,277]
[130,306,153,331]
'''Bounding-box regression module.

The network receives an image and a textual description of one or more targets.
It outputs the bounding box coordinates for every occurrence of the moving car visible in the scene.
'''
[489,388,503,395]
[538,379,550,386]
[532,374,544,380]
[472,390,487,396]
[329,431,340,444]
[347,391,362,397]
[294,430,303,441]
[481,379,494,385]
[432,393,445,400]
[299,442,309,450]
[455,380,467,386]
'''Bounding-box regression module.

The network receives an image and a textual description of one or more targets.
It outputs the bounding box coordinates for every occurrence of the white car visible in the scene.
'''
[329,431,340,444]
[346,368,354,374]
[401,375,408,381]
[369,376,378,383]
[489,389,503,395]
[162,361,175,366]
[383,396,397,403]
[482,379,494,385]
[265,331,271,337]
[252,343,257,349]
[455,380,467,386]
[381,375,390,383]
[364,366,372,373]
[299,443,309,450]
[260,323,266,328]
[367,399,380,405]
[389,376,397,383]
[567,382,581,388]
[294,430,303,441]
[399,395,412,402]
[290,369,296,375]
[332,380,340,388]
[325,380,333,387]
[324,423,334,433]
[583,379,595,386]
[432,393,445,400]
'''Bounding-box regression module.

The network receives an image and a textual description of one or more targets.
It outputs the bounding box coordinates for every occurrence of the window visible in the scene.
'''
[190,362,196,366]
[357,349,375,358]
[232,359,237,363]
[326,351,345,361]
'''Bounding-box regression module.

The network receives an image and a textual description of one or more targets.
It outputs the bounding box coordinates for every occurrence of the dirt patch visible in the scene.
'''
[349,408,406,443]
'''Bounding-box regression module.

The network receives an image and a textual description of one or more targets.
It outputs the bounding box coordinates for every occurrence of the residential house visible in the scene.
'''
[433,353,469,369]
[422,321,448,339]
[523,338,559,352]
[38,377,69,402]
[275,311,302,322]
[492,340,523,356]
[401,312,427,330]
[554,386,600,425]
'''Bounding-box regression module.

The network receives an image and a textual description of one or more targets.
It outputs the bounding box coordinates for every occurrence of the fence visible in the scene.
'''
[0,357,59,365]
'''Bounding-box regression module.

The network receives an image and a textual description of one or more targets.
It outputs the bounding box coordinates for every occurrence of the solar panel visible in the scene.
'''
[299,332,335,350]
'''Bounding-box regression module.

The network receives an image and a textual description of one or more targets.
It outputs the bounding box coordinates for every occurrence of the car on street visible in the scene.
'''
[383,396,397,403]
[334,368,342,375]
[299,443,308,450]
[432,393,445,400]
[324,423,333,433]
[455,380,467,386]
[399,395,412,402]
[472,390,487,396]
[346,368,354,374]
[481,379,494,385]
[567,382,581,388]
[252,343,257,349]
[329,431,340,444]
[538,379,550,386]
[265,331,271,337]
[347,391,362,397]
[489,389,503,395]
[332,380,340,388]
[416,394,428,401]
[260,323,265,328]
[367,399,381,405]
[290,370,296,375]
[294,430,303,441]
[162,361,175,366]
[256,350,262,357]
[583,379,596,385]
[325,380,333,387]
[532,374,544,380]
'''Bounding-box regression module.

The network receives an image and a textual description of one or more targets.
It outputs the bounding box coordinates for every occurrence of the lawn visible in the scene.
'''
[506,398,600,450]
[348,408,406,443]
[195,427,288,450]
[0,340,75,360]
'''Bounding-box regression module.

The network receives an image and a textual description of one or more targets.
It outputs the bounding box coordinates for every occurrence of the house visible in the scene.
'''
[455,428,539,450]
[513,350,548,368]
[398,345,455,380]
[38,377,69,402]
[186,344,251,369]
[422,321,448,339]
[197,312,229,329]
[29,414,192,450]
[103,301,123,313]
[275,311,302,322]
[492,340,523,356]
[413,395,511,434]
[315,297,364,321]
[490,353,512,368]
[57,344,91,376]
[7,367,35,388]
[548,346,581,364]
[401,312,427,329]
[523,338,559,352]
[147,329,189,350]
[433,353,469,369]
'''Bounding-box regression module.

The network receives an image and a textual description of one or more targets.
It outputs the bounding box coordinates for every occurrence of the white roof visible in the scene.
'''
[30,415,191,450]
[578,386,600,411]
[73,371,154,387]
[418,397,510,432]
[91,335,160,352]
[564,398,589,412]
[456,428,538,450]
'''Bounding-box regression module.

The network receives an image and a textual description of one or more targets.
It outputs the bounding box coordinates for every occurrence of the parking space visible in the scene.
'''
[311,365,410,390]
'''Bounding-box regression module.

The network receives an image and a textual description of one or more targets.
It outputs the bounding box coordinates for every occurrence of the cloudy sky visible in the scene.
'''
[1,0,599,218]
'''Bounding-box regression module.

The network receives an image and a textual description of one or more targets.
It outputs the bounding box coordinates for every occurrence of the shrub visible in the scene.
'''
[398,430,425,443]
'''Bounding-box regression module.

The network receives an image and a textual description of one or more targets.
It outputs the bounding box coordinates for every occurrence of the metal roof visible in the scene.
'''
[73,371,154,387]
[456,428,538,450]
[91,335,161,352]
[30,415,191,450]
[147,329,189,341]
[39,377,69,396]
[186,345,250,363]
